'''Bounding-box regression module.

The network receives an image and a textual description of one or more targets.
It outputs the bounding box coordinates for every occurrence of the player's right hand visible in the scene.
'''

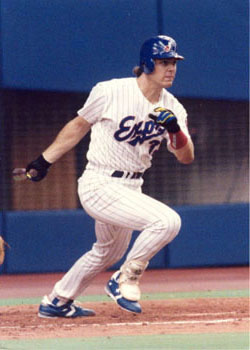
[149,107,180,133]
[26,154,52,182]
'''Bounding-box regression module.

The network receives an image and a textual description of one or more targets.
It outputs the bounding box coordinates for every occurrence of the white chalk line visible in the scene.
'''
[178,311,237,317]
[0,317,249,331]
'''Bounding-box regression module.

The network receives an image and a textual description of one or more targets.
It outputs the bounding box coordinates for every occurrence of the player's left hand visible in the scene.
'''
[149,107,180,133]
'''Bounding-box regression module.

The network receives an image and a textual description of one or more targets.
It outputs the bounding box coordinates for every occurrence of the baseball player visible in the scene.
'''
[24,35,194,318]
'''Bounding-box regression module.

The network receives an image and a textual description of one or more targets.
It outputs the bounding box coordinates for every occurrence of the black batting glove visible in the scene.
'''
[26,154,52,182]
[149,107,180,133]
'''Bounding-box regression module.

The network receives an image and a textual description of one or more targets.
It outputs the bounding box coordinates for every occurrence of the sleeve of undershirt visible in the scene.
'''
[77,83,106,124]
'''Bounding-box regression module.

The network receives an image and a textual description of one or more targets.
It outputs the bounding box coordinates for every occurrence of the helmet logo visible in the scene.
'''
[164,45,170,52]
[152,40,172,55]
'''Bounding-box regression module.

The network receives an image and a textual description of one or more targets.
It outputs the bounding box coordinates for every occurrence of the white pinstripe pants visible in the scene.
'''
[53,171,181,299]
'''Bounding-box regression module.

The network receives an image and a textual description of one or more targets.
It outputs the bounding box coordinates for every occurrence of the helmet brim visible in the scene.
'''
[154,52,184,60]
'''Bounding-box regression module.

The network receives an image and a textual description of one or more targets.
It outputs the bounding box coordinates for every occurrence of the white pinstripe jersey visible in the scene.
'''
[77,77,190,173]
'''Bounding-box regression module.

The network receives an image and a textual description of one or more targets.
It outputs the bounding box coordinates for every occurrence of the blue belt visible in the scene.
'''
[111,170,143,179]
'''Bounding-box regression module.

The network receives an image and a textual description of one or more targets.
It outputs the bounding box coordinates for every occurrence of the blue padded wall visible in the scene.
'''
[2,203,249,274]
[168,203,249,267]
[4,210,96,273]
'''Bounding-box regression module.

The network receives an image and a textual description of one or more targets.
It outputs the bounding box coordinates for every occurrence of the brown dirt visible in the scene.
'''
[0,297,248,339]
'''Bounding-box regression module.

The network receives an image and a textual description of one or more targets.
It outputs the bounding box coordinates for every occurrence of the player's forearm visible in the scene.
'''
[43,116,91,163]
[174,139,194,164]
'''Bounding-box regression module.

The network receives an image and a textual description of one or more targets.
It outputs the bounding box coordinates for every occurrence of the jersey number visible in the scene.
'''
[149,140,161,154]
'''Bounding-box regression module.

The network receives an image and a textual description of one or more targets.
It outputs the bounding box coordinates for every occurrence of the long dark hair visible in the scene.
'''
[133,66,143,77]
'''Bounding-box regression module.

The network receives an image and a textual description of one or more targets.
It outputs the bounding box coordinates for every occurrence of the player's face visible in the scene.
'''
[151,58,177,88]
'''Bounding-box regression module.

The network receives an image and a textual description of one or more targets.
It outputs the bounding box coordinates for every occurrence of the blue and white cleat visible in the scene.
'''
[105,271,142,313]
[38,295,95,318]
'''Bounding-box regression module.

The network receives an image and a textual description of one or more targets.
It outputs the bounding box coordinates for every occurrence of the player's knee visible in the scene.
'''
[171,211,181,237]
[154,211,181,242]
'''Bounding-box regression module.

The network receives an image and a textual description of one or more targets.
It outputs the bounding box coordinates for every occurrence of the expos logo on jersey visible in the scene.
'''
[114,116,165,154]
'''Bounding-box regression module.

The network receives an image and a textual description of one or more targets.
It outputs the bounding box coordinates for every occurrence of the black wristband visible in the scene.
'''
[37,154,52,169]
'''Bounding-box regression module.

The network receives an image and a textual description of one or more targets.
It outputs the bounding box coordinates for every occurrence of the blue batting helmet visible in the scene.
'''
[139,35,184,74]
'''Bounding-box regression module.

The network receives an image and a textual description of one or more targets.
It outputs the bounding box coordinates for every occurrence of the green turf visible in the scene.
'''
[0,289,248,306]
[141,289,249,300]
[0,333,248,350]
